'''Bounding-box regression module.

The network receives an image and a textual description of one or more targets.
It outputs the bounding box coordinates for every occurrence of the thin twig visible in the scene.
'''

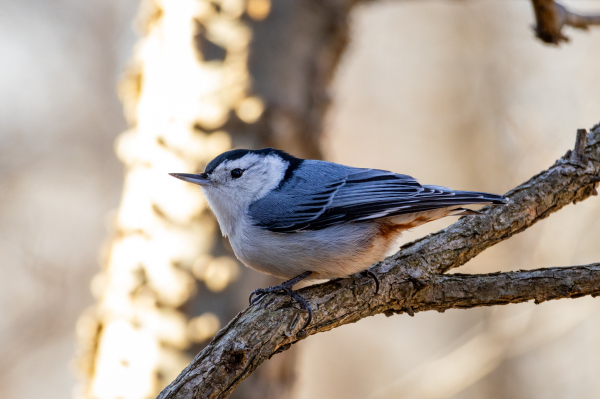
[531,0,600,44]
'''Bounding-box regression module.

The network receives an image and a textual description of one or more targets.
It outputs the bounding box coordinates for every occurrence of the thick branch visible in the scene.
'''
[382,126,600,278]
[158,264,600,399]
[531,0,600,44]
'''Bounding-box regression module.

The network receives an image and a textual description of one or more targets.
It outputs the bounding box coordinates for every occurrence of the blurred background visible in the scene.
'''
[1,1,600,399]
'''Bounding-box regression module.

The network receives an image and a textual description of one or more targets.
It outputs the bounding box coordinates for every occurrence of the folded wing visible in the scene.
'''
[250,166,507,233]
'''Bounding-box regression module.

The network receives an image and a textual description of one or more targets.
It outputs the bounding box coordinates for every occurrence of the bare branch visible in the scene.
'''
[531,0,600,44]
[158,264,600,399]
[383,126,600,278]
[419,264,600,310]
[156,125,600,399]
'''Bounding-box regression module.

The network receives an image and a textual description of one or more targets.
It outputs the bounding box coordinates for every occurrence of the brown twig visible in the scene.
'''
[157,126,600,399]
[531,0,600,44]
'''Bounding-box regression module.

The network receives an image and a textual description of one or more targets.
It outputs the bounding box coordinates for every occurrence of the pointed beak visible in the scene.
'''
[169,172,211,186]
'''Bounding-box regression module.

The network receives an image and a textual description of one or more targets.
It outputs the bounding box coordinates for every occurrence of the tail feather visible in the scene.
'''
[451,207,483,216]
[452,191,509,205]
[422,186,509,206]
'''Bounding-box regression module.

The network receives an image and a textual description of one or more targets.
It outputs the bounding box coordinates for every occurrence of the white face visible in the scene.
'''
[201,153,288,236]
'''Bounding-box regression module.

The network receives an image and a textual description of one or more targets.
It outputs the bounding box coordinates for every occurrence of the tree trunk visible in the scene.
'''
[74,1,357,398]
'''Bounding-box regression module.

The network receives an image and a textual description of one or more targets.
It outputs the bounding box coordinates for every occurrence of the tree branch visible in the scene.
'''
[418,264,600,311]
[381,127,599,279]
[157,125,600,399]
[531,0,600,44]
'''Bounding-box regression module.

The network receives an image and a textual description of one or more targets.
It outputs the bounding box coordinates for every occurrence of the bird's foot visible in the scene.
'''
[249,271,313,329]
[360,270,380,294]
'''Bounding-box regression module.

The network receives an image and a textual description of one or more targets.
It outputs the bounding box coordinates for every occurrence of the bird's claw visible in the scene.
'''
[361,270,380,294]
[284,288,313,329]
[248,287,270,305]
[248,271,313,329]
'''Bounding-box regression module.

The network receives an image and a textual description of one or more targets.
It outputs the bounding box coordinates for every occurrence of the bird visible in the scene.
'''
[170,148,508,328]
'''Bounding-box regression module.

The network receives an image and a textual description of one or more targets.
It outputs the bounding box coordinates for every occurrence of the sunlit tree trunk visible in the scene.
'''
[74,1,356,398]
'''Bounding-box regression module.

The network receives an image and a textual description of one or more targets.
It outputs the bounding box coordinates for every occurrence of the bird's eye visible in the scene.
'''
[231,169,244,178]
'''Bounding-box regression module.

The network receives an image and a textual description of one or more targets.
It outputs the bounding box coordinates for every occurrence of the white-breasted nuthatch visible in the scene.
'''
[170,148,508,327]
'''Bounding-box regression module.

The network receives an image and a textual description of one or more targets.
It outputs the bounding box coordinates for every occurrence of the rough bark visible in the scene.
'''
[531,0,600,44]
[155,124,600,399]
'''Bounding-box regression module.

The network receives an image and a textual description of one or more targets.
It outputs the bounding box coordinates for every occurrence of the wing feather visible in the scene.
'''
[250,165,507,232]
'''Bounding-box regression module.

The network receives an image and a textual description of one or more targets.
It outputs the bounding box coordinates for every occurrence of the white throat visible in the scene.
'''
[201,187,246,237]
[202,154,289,237]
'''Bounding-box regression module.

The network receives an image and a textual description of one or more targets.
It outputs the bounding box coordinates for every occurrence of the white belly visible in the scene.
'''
[228,221,401,280]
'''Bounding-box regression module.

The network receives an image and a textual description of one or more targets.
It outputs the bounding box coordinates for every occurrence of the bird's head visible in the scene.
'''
[170,148,302,236]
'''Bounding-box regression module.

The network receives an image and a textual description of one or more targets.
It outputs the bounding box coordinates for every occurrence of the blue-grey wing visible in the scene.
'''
[249,162,507,232]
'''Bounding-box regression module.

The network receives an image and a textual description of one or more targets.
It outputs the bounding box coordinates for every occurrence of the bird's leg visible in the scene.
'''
[283,287,313,330]
[249,271,314,328]
[249,271,313,304]
[360,270,380,294]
